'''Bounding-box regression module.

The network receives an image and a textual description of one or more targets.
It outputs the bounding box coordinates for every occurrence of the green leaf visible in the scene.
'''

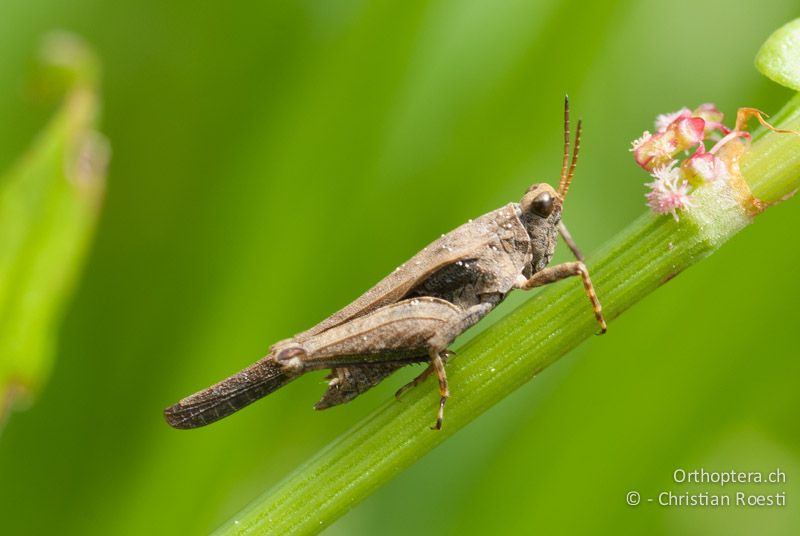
[0,33,107,425]
[756,18,800,90]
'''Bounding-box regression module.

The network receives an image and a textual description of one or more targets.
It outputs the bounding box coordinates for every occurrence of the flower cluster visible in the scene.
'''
[631,104,740,220]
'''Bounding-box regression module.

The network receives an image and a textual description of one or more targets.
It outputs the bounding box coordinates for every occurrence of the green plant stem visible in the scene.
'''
[214,95,800,536]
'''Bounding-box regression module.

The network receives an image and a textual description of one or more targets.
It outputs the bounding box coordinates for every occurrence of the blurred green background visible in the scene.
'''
[1,0,799,534]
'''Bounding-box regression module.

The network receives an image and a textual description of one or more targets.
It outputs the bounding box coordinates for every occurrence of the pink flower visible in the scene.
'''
[693,103,727,136]
[630,131,652,151]
[633,117,705,171]
[633,130,675,170]
[655,108,691,132]
[681,151,726,185]
[673,116,706,147]
[645,162,694,221]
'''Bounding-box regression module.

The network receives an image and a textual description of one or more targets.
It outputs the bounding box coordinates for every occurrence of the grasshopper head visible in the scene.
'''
[519,183,562,224]
[519,183,562,273]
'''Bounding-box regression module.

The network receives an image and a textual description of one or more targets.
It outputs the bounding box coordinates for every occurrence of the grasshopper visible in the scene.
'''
[164,97,606,431]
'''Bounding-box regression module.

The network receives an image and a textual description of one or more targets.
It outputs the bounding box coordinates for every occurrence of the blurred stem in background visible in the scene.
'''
[0,33,107,428]
[215,18,800,536]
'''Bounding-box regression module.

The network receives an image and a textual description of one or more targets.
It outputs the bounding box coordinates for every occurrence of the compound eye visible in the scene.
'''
[530,191,554,218]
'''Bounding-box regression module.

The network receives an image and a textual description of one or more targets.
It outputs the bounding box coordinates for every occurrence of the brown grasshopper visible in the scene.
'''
[164,97,606,431]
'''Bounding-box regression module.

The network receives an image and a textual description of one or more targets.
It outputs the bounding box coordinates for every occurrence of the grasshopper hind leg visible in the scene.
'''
[397,302,495,430]
[429,350,449,430]
[306,298,495,430]
[391,350,450,430]
[394,350,454,400]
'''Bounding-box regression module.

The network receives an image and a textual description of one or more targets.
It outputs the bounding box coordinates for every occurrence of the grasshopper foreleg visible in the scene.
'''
[515,261,607,334]
[558,221,585,262]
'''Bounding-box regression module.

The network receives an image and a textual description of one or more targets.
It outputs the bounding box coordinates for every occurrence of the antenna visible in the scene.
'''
[559,95,570,193]
[558,96,582,198]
